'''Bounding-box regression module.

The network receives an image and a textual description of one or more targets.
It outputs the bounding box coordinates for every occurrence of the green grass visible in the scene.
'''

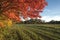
[0,24,60,40]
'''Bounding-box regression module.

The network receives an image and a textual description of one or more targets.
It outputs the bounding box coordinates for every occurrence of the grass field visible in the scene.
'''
[0,24,60,40]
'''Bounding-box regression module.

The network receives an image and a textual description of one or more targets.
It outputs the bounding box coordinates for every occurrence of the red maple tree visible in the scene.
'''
[0,0,47,22]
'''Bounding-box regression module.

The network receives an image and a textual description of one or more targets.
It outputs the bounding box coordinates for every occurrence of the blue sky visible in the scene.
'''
[41,0,60,22]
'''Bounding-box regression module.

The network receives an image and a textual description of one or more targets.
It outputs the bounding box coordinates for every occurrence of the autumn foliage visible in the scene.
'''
[0,0,47,21]
[0,22,5,27]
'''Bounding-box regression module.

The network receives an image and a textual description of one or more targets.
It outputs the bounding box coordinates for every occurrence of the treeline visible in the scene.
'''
[18,19,43,24]
[16,19,60,24]
[47,20,60,24]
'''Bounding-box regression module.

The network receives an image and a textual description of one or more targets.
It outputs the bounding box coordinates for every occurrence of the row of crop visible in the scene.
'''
[29,25,60,37]
[25,26,60,40]
[25,26,54,40]
[22,27,43,40]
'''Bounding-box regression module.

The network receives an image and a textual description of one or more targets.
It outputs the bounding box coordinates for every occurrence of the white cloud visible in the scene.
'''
[43,9,51,12]
[41,16,60,22]
[41,8,60,16]
[40,8,60,22]
[20,17,31,21]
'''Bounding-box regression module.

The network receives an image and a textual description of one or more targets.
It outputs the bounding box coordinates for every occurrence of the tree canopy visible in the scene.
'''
[0,0,47,22]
